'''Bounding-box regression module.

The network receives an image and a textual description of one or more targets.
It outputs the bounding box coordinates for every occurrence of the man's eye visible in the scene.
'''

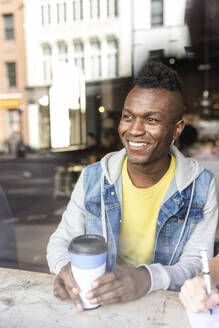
[122,114,132,120]
[147,117,158,122]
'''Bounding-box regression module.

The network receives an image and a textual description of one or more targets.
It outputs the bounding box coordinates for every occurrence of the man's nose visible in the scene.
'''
[128,118,145,135]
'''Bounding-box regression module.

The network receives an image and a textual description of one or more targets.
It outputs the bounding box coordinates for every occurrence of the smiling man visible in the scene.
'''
[47,61,218,311]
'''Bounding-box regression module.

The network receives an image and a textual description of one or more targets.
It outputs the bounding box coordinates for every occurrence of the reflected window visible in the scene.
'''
[149,49,164,60]
[8,110,20,136]
[58,42,68,62]
[3,14,14,40]
[72,0,83,21]
[74,41,84,71]
[90,41,101,78]
[41,2,51,25]
[42,45,53,82]
[90,0,100,19]
[107,39,118,77]
[57,1,67,23]
[107,0,118,17]
[6,62,16,87]
[151,0,163,26]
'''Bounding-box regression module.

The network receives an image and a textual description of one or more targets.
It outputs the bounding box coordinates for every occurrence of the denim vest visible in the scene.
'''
[83,162,213,272]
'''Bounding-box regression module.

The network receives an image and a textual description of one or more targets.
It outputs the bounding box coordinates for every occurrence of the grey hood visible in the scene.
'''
[100,145,205,193]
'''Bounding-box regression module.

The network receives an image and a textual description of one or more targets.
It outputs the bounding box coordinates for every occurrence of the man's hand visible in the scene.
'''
[85,265,151,305]
[179,276,219,312]
[53,262,84,312]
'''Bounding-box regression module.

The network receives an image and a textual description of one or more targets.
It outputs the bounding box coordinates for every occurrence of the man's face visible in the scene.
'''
[118,87,184,166]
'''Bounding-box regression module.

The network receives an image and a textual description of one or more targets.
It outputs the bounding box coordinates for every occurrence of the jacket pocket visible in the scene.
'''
[84,199,103,235]
[85,198,101,219]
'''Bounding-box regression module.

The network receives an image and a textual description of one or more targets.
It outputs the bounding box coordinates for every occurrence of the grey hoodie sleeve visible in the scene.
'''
[47,170,86,274]
[140,177,218,293]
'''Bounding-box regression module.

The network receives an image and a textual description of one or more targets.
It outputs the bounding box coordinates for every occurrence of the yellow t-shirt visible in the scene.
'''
[117,154,176,267]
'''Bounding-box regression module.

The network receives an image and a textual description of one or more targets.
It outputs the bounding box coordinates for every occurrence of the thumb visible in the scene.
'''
[206,291,219,309]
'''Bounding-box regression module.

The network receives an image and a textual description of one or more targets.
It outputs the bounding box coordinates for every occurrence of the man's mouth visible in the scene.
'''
[128,141,149,147]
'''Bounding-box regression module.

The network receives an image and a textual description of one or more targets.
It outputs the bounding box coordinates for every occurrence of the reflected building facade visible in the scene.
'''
[24,0,132,150]
[23,0,219,150]
[0,0,28,153]
[133,0,190,74]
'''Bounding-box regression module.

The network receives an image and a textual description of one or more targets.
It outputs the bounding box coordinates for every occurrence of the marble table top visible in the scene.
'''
[0,268,190,328]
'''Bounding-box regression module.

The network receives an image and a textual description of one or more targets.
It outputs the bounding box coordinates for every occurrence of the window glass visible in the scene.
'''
[1,3,219,318]
[151,0,163,26]
[73,0,83,20]
[90,41,101,78]
[74,41,84,71]
[90,0,100,19]
[41,3,51,25]
[107,39,118,77]
[58,42,68,62]
[107,0,118,17]
[42,45,53,82]
[3,14,14,40]
[57,1,67,23]
[149,49,164,60]
[6,62,16,87]
[8,110,20,136]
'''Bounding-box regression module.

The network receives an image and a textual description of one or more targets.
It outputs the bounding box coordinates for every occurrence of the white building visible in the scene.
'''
[133,0,190,75]
[23,0,132,149]
[24,0,132,87]
[24,0,190,150]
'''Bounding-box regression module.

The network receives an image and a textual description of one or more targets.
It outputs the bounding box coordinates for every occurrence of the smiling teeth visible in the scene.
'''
[129,141,147,147]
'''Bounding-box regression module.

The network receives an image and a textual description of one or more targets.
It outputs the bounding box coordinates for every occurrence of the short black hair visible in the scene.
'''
[134,61,183,91]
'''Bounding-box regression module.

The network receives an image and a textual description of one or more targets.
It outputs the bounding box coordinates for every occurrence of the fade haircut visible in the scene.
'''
[134,61,183,92]
[134,61,184,121]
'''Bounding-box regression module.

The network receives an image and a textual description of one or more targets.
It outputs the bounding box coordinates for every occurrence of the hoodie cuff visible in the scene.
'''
[53,258,71,275]
[137,263,171,293]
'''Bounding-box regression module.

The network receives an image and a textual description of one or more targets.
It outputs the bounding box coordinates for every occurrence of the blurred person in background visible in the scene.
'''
[194,139,218,160]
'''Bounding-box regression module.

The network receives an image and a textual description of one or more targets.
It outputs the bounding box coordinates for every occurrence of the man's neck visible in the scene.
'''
[127,154,171,188]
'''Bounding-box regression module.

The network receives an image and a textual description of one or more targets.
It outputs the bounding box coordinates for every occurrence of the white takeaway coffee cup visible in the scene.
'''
[68,234,107,310]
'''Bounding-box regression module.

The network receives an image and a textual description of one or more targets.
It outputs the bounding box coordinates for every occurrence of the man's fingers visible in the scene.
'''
[54,276,69,300]
[60,264,80,292]
[91,270,119,288]
[54,263,84,311]
[89,266,150,305]
[87,279,122,299]
[89,286,126,305]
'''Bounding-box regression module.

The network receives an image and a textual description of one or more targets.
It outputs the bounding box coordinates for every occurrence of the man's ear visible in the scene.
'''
[173,119,185,141]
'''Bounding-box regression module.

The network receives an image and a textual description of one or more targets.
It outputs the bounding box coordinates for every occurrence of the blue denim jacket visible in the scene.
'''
[47,146,218,292]
[83,158,212,271]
